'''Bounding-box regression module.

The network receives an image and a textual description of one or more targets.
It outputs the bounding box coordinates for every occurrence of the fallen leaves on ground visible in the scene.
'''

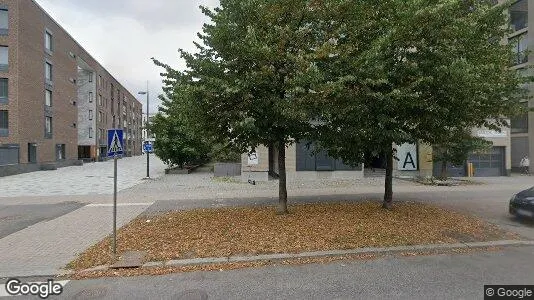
[68,201,516,271]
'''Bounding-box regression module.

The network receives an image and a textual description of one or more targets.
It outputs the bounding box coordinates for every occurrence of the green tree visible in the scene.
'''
[158,0,325,214]
[149,112,209,169]
[149,70,211,169]
[304,0,530,208]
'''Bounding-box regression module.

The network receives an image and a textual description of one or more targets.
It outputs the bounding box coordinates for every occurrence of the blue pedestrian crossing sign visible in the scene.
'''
[107,129,124,157]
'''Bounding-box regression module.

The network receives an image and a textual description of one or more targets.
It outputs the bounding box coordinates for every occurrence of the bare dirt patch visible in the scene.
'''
[68,201,516,271]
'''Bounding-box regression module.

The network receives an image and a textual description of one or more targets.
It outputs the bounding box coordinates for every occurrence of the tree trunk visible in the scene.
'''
[277,141,289,215]
[382,147,393,209]
[440,160,448,180]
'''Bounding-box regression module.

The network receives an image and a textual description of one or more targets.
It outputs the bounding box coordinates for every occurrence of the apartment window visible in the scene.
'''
[0,78,7,103]
[89,92,93,103]
[45,89,52,107]
[98,111,103,122]
[89,73,93,82]
[98,75,102,87]
[0,8,8,35]
[0,46,7,71]
[88,110,93,120]
[89,127,93,138]
[0,109,7,137]
[45,116,52,136]
[45,62,52,81]
[45,31,53,52]
[510,0,528,32]
[510,33,528,65]
[98,94,102,106]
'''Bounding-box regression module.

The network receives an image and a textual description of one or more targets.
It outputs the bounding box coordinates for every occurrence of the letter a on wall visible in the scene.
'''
[397,143,418,171]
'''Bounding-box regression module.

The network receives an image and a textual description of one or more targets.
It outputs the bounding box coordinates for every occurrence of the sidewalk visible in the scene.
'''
[0,203,151,278]
[0,155,167,198]
[0,156,165,278]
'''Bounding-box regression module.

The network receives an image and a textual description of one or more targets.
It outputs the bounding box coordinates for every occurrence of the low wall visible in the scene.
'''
[0,159,83,177]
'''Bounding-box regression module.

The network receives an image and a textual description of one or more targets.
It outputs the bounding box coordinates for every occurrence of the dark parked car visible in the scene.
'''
[509,186,534,219]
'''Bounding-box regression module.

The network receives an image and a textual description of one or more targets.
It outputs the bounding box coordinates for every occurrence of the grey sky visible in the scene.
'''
[36,0,219,114]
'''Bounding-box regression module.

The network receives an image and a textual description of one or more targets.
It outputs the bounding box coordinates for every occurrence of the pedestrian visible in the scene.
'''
[519,155,530,175]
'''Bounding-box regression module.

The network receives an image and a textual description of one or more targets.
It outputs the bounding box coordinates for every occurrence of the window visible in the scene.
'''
[0,78,7,103]
[296,141,361,171]
[0,9,8,34]
[89,92,93,103]
[45,89,52,107]
[98,75,102,87]
[511,102,529,133]
[45,62,52,81]
[510,33,528,65]
[98,111,103,122]
[98,94,102,106]
[89,73,93,82]
[88,110,93,120]
[0,109,7,136]
[0,46,7,71]
[45,116,52,136]
[510,0,528,32]
[45,31,53,51]
[89,127,93,138]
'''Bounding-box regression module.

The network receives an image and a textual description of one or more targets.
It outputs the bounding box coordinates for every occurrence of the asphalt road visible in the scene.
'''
[0,202,84,239]
[51,245,534,299]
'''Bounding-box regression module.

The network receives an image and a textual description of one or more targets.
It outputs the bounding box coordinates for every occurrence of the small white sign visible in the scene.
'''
[397,143,418,171]
[247,152,259,165]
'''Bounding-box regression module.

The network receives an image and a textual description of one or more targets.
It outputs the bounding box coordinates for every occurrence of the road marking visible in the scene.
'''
[0,280,70,297]
[87,202,153,207]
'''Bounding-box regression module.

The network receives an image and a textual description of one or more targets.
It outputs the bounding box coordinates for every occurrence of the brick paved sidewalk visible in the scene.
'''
[0,203,151,278]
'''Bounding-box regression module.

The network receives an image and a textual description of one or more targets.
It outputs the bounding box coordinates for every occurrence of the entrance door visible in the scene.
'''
[27,143,37,163]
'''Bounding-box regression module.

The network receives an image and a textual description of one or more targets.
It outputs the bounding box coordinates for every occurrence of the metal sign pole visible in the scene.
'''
[108,128,123,258]
[113,154,118,256]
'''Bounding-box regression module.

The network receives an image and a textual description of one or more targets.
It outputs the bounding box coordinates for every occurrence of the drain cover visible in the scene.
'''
[176,289,209,300]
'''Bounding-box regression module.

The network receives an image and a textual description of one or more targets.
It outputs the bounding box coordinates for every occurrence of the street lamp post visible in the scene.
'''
[138,82,150,179]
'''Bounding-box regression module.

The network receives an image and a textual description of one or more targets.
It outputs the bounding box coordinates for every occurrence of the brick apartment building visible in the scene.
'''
[0,0,143,176]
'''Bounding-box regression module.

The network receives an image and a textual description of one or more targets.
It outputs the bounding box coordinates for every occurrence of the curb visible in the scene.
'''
[0,269,73,280]
[75,240,534,274]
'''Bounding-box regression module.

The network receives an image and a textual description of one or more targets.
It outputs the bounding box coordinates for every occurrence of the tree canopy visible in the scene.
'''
[301,0,530,207]
[155,0,531,211]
